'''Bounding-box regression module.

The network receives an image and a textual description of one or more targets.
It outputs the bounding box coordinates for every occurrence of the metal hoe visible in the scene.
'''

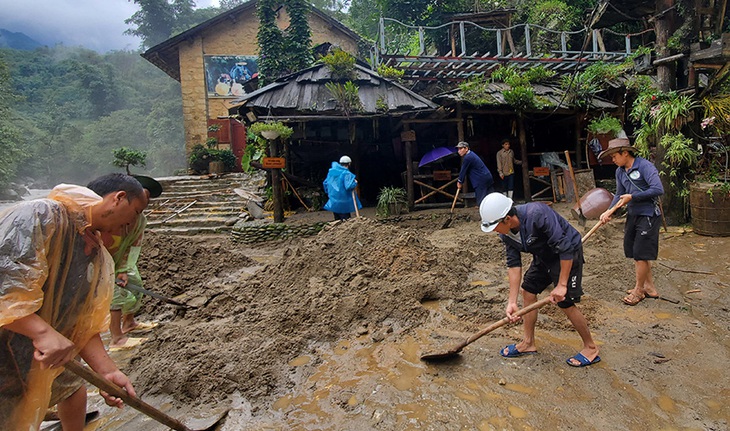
[441,188,460,229]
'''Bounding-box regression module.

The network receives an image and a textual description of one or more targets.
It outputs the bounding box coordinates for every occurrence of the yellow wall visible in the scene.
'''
[178,8,359,155]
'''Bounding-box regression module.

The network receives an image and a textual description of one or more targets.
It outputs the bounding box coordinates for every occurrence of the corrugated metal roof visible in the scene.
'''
[230,64,438,115]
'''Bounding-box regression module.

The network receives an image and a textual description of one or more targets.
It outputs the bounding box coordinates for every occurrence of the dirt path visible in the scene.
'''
[90,204,729,430]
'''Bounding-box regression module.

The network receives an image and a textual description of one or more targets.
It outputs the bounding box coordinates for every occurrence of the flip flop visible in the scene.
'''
[626,289,659,299]
[622,292,645,306]
[126,321,158,333]
[500,344,538,358]
[566,353,601,367]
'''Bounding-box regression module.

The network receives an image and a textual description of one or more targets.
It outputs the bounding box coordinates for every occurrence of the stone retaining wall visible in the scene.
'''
[230,214,472,243]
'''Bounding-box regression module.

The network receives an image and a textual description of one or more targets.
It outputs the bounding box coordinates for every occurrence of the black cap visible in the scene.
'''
[132,175,163,198]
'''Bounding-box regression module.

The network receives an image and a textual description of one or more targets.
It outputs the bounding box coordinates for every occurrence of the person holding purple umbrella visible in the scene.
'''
[456,141,494,206]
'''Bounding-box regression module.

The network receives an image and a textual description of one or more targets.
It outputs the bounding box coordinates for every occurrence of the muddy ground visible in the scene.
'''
[86,204,728,431]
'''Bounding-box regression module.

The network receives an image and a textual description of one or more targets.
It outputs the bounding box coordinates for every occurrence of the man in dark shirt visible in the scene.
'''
[480,192,600,367]
[599,138,664,306]
[456,141,494,206]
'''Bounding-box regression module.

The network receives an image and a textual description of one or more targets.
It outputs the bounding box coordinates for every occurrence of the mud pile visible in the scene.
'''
[128,218,475,406]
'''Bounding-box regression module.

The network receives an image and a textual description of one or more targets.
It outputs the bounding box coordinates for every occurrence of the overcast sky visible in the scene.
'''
[0,0,220,52]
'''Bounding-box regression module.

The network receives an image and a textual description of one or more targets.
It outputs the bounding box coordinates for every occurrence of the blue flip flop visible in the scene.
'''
[566,353,601,367]
[500,344,538,358]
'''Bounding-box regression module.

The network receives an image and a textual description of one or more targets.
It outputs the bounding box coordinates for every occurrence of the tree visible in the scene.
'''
[125,0,177,49]
[0,55,23,190]
[113,147,148,174]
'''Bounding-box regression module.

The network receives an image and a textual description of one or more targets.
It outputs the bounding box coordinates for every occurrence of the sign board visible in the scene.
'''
[533,166,551,177]
[262,157,286,169]
[432,170,452,181]
[400,130,416,142]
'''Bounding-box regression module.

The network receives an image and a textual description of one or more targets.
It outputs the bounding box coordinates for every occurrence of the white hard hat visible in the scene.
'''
[339,156,352,164]
[480,192,514,233]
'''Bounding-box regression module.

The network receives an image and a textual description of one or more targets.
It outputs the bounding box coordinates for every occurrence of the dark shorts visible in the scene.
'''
[624,214,660,260]
[521,249,584,308]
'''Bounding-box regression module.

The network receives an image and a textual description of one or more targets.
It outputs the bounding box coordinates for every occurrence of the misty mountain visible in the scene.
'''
[0,29,42,50]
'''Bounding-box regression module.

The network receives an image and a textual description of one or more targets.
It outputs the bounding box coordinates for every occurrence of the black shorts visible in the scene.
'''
[521,249,584,309]
[624,214,660,261]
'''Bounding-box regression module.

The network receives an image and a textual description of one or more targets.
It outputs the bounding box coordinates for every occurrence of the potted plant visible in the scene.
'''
[376,186,408,217]
[587,115,623,137]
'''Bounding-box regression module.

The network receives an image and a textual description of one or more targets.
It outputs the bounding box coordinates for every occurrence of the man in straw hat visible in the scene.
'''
[598,138,664,306]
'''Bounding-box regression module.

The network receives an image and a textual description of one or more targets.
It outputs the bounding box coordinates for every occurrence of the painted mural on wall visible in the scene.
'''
[205,55,259,97]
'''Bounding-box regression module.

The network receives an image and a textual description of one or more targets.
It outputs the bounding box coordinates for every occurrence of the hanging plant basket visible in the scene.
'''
[249,121,294,141]
[261,130,281,140]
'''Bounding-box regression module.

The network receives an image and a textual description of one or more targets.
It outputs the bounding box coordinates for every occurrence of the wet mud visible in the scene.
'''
[97,204,729,430]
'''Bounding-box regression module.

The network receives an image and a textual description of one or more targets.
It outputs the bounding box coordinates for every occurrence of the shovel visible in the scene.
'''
[121,281,194,309]
[420,297,552,361]
[441,188,460,229]
[65,360,227,431]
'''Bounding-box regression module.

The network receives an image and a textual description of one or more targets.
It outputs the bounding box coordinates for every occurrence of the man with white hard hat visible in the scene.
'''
[480,192,600,367]
[323,155,362,220]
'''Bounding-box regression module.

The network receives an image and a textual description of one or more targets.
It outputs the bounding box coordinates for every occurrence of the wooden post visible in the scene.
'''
[518,115,531,201]
[270,138,284,222]
[456,102,464,142]
[404,126,415,208]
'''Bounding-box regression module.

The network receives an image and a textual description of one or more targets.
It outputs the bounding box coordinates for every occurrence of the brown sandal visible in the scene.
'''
[622,292,645,306]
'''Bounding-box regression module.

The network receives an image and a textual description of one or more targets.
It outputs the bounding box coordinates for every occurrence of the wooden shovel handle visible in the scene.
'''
[65,360,193,431]
[450,188,461,213]
[352,190,360,218]
[564,150,580,203]
[582,196,628,244]
[462,297,552,347]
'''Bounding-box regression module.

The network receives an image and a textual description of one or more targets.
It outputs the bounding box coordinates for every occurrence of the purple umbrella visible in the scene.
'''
[418,146,458,168]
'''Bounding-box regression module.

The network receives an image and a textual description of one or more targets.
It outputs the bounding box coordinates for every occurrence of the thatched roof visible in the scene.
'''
[229,63,438,116]
[433,82,618,111]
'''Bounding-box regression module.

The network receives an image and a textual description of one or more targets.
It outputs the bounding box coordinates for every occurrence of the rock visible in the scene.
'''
[247,201,265,219]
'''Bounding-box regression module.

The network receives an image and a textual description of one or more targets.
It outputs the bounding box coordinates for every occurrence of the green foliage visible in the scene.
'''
[659,133,698,200]
[321,49,356,79]
[630,91,699,150]
[206,137,219,149]
[376,64,405,80]
[587,115,623,136]
[561,62,633,108]
[525,0,580,53]
[2,46,184,185]
[0,55,23,189]
[491,65,554,112]
[112,147,147,174]
[376,96,389,112]
[249,121,294,140]
[325,81,363,116]
[241,130,268,172]
[125,0,177,49]
[376,186,408,217]
[188,144,237,173]
[257,0,313,83]
[459,77,497,107]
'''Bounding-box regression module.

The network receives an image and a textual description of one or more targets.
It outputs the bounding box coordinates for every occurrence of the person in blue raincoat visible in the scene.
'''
[323,156,362,220]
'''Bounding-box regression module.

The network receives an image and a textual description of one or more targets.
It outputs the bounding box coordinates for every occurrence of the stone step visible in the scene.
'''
[147,214,242,226]
[146,226,233,235]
